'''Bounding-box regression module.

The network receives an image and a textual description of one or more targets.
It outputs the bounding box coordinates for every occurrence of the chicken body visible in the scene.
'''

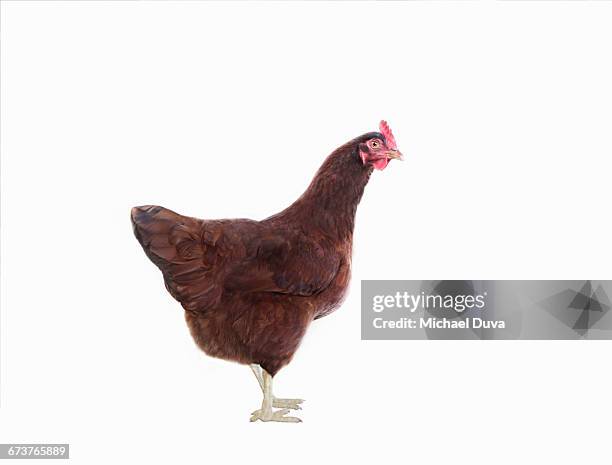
[132,209,352,376]
[131,125,401,422]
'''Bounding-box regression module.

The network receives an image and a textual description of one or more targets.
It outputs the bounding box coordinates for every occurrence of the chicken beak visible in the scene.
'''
[386,149,404,161]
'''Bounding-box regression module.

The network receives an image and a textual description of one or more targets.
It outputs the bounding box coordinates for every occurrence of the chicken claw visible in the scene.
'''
[250,408,302,423]
[273,398,304,410]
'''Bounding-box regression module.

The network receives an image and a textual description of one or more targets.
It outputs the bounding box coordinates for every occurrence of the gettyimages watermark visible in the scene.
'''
[361,280,612,340]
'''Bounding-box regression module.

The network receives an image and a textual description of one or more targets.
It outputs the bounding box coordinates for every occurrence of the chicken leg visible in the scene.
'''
[249,365,303,423]
[250,364,305,410]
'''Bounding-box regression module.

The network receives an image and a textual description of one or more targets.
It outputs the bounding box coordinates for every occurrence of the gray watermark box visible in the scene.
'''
[0,444,69,460]
[361,280,612,340]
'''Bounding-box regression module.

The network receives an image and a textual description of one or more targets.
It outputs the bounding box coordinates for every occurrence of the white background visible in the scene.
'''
[1,1,611,464]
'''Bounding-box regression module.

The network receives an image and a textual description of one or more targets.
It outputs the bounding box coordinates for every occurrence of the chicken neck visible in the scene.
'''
[268,146,373,242]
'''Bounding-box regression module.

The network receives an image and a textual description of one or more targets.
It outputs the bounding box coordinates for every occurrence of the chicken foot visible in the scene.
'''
[249,365,302,423]
[250,364,305,410]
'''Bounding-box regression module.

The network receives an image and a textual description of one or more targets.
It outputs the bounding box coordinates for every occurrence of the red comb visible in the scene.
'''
[379,120,397,150]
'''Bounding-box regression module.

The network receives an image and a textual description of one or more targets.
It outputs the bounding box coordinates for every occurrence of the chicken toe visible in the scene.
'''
[250,408,301,423]
[273,398,304,410]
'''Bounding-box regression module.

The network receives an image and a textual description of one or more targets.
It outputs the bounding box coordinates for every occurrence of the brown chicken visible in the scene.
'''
[131,121,402,422]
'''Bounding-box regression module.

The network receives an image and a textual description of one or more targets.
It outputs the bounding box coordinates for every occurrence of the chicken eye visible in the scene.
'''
[370,140,380,149]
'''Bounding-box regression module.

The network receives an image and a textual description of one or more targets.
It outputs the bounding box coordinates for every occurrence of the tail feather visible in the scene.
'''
[131,205,219,311]
[131,205,188,263]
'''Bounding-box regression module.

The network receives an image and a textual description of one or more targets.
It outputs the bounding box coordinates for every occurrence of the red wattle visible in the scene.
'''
[372,158,389,170]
